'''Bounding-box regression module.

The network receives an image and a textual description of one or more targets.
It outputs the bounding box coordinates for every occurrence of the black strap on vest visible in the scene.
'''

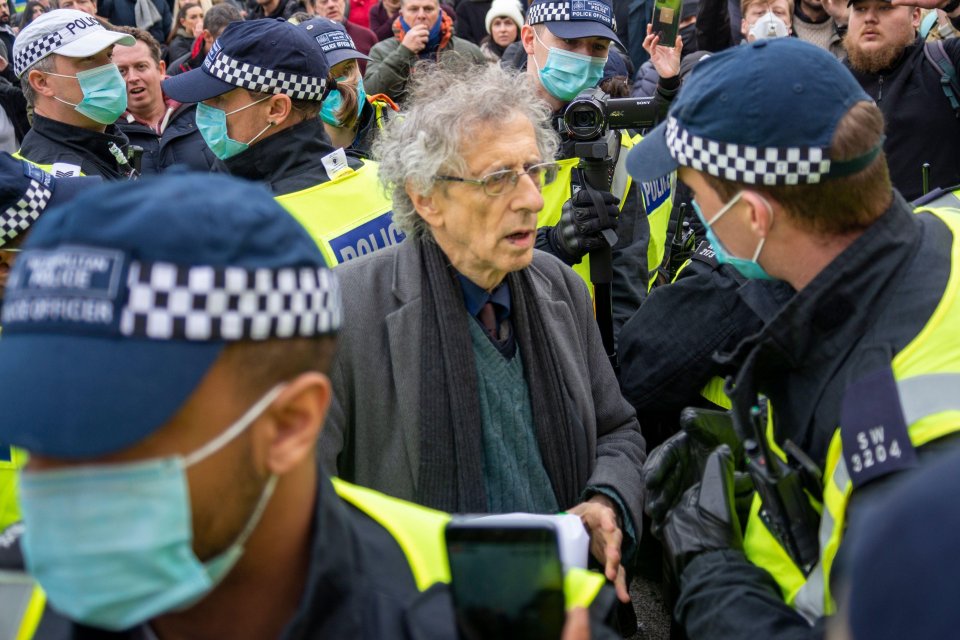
[923,41,960,118]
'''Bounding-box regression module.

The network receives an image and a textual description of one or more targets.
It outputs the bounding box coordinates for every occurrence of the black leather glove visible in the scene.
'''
[548,187,620,263]
[642,431,707,536]
[659,445,744,579]
[642,408,743,535]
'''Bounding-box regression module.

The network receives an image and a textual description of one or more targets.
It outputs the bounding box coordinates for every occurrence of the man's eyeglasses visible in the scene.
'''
[435,162,561,197]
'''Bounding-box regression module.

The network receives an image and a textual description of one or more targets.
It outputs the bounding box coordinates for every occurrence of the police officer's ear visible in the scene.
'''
[28,68,57,99]
[256,372,331,475]
[521,24,538,56]
[265,94,293,127]
[740,190,776,238]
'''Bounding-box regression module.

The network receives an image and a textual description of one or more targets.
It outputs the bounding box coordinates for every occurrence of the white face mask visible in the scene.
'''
[749,11,789,40]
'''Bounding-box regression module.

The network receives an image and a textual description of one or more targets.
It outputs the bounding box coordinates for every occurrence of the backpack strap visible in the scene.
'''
[920,10,939,40]
[923,40,960,118]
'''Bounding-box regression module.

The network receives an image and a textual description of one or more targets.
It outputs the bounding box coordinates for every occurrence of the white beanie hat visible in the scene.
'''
[485,0,523,35]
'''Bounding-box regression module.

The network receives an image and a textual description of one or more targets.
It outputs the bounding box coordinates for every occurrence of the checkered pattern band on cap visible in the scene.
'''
[665,117,832,186]
[14,30,63,77]
[0,179,52,247]
[120,261,342,341]
[207,52,326,101]
[527,1,571,23]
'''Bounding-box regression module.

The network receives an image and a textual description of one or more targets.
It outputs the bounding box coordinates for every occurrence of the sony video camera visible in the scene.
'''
[562,88,660,141]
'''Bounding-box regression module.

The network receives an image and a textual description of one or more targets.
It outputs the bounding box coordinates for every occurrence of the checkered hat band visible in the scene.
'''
[120,262,342,341]
[527,2,571,23]
[665,117,832,186]
[208,53,326,101]
[0,180,52,247]
[14,30,64,77]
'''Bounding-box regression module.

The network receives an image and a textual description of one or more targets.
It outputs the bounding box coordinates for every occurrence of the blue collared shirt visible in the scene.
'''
[457,274,514,357]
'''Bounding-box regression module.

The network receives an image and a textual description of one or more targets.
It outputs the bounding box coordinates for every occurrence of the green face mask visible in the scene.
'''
[195,96,273,161]
[48,63,129,125]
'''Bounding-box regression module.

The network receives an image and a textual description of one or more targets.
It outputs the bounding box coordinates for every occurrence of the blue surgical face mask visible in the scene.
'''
[532,30,607,102]
[47,63,128,125]
[320,75,366,128]
[691,192,774,280]
[195,95,274,160]
[17,385,285,631]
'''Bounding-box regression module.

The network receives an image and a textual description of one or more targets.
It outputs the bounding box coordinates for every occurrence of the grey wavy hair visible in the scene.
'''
[373,62,560,239]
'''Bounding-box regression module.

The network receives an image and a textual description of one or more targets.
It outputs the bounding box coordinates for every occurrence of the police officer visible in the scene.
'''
[300,17,399,159]
[0,152,98,533]
[0,173,616,639]
[521,0,676,331]
[13,10,137,178]
[629,38,960,637]
[162,20,397,267]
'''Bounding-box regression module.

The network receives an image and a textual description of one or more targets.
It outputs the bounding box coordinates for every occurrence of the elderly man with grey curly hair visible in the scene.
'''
[320,63,647,604]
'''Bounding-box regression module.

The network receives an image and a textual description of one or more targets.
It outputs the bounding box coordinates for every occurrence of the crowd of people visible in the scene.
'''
[0,0,959,637]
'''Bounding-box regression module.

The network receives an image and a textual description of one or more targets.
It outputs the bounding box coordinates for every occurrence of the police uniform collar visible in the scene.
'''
[281,476,370,638]
[717,193,921,373]
[27,114,130,177]
[223,118,362,191]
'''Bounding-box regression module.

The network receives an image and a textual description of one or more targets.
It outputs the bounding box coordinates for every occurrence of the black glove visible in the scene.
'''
[642,408,742,535]
[548,187,620,263]
[642,431,707,535]
[659,445,744,579]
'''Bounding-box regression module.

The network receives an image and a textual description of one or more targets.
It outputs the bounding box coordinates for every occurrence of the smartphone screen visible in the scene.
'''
[446,524,565,640]
[651,0,682,47]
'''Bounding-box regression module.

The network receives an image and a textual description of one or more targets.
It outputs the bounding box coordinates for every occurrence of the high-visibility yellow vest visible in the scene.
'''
[0,573,46,640]
[0,446,27,532]
[2,479,607,639]
[741,206,960,622]
[275,160,401,267]
[332,479,607,610]
[539,132,674,296]
[11,153,85,177]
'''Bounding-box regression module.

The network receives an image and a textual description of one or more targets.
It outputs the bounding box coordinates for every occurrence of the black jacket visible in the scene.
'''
[224,117,363,195]
[452,0,490,45]
[674,193,957,639]
[115,103,221,175]
[0,76,29,145]
[164,34,194,66]
[618,246,793,437]
[18,115,130,179]
[848,37,960,201]
[97,0,172,45]
[249,0,302,20]
[168,38,205,76]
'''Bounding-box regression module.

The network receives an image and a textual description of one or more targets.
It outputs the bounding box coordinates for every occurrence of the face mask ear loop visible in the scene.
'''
[230,474,279,549]
[707,190,743,226]
[224,94,273,117]
[750,194,775,262]
[245,121,275,146]
[183,384,285,468]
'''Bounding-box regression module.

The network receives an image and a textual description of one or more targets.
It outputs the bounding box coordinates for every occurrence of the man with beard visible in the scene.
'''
[844,0,960,200]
